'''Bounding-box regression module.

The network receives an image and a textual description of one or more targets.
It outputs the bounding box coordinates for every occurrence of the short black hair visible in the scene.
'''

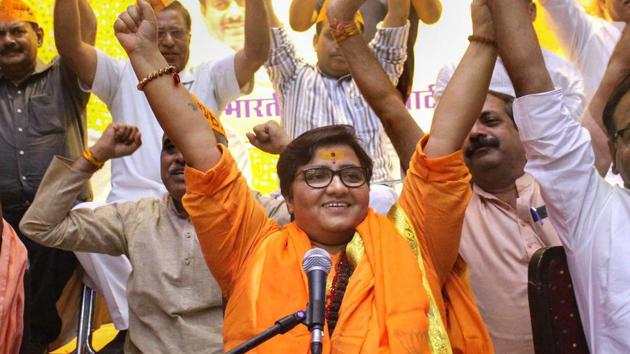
[277,125,373,200]
[164,1,192,32]
[603,74,630,137]
[488,90,516,127]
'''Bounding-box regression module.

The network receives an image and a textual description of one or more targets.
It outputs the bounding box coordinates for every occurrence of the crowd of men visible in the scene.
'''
[0,0,629,353]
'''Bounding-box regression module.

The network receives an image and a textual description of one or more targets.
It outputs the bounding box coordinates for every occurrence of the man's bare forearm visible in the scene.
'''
[489,0,553,96]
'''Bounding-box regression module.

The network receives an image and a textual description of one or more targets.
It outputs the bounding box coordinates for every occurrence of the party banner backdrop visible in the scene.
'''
[25,0,595,200]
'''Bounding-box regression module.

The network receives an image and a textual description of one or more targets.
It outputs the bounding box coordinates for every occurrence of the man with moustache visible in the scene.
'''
[54,0,269,203]
[20,121,287,353]
[198,0,245,51]
[458,91,562,354]
[0,0,95,351]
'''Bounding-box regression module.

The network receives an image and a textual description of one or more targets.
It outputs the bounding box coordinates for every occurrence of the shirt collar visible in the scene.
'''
[166,194,189,220]
[472,172,534,202]
[315,65,351,82]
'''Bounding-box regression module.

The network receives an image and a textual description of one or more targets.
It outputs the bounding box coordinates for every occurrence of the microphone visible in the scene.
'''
[302,248,332,354]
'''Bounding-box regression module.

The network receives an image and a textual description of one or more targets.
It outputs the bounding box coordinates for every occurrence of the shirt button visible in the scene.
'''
[17,90,22,94]
[16,108,22,113]
[21,176,26,180]
[19,150,24,155]
[17,127,23,132]
[185,232,191,239]
[184,258,191,265]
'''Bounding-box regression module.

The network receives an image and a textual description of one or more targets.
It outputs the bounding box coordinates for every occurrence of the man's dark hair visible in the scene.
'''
[488,90,516,127]
[277,125,373,200]
[603,74,630,137]
[164,1,192,32]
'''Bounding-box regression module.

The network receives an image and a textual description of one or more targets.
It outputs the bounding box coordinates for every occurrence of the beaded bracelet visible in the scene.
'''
[82,148,104,170]
[467,35,497,48]
[137,65,180,91]
[329,18,361,43]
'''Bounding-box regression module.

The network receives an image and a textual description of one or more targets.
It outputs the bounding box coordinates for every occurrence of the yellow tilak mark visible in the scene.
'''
[319,150,345,161]
[387,204,453,354]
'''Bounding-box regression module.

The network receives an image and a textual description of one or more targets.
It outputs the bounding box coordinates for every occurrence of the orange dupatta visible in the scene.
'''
[0,219,28,354]
[247,209,432,353]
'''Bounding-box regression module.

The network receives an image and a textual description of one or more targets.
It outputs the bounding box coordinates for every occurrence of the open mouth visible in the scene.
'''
[322,202,350,208]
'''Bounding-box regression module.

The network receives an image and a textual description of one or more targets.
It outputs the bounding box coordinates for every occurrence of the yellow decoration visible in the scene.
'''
[319,150,345,161]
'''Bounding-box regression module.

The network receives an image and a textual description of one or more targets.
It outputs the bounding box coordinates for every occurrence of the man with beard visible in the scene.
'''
[0,0,95,351]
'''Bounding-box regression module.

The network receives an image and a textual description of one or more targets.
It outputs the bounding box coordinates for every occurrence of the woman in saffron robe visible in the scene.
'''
[113,0,496,351]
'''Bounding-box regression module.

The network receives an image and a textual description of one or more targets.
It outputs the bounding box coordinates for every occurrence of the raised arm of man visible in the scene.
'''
[54,0,98,88]
[233,0,270,89]
[328,0,496,284]
[115,0,219,173]
[490,1,554,96]
[20,124,142,255]
[328,0,495,165]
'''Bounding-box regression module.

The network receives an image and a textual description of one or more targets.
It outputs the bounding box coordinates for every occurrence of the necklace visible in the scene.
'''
[325,251,352,335]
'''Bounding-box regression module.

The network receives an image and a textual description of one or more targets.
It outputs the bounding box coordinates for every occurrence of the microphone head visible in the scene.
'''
[302,248,332,275]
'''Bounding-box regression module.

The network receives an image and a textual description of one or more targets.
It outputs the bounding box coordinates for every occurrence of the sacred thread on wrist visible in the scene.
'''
[467,35,497,48]
[82,148,104,170]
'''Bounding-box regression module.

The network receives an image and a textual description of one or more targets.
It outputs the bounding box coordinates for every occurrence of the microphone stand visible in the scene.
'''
[225,310,308,354]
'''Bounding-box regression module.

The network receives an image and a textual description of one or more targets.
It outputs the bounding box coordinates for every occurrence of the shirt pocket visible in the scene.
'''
[28,95,64,135]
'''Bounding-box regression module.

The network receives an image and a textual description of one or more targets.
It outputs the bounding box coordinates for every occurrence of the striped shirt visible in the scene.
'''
[265,23,409,183]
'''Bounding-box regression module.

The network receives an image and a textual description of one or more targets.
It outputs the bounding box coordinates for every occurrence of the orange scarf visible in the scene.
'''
[0,219,27,354]
[244,210,433,353]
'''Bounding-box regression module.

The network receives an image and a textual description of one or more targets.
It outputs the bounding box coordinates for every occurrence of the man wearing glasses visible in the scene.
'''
[492,0,630,351]
[53,0,269,203]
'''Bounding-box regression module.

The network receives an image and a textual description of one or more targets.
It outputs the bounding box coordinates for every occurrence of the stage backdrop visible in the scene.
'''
[27,0,594,200]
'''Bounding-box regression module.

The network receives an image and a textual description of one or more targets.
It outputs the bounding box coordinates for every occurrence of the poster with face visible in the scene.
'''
[199,0,245,51]
[28,0,588,200]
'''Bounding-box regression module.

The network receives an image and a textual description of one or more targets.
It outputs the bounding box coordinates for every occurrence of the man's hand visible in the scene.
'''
[471,0,494,40]
[91,124,142,162]
[327,0,366,22]
[246,121,291,155]
[114,0,159,58]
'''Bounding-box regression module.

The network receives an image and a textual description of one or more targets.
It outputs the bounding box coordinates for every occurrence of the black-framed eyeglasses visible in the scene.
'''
[613,126,630,145]
[299,166,368,189]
